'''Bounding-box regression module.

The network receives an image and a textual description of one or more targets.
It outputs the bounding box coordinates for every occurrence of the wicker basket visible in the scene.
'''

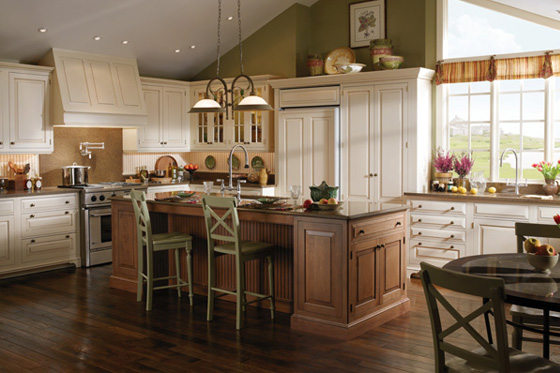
[435,172,453,183]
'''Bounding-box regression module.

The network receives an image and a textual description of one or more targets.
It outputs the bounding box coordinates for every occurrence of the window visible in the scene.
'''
[439,0,560,181]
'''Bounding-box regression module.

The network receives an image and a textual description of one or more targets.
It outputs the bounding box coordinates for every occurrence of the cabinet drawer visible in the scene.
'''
[410,213,466,228]
[279,86,339,108]
[411,227,466,242]
[21,210,77,237]
[411,200,466,215]
[0,199,14,215]
[537,206,559,222]
[474,203,529,219]
[21,194,77,211]
[352,213,405,240]
[409,240,466,266]
[20,233,77,264]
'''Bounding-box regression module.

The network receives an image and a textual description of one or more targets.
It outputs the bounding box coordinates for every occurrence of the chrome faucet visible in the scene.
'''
[499,148,519,194]
[220,144,250,199]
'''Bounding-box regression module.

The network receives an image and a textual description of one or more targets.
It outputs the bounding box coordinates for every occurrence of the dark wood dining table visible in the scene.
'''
[443,253,560,359]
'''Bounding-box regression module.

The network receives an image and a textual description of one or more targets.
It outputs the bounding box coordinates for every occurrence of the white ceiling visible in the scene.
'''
[0,0,318,80]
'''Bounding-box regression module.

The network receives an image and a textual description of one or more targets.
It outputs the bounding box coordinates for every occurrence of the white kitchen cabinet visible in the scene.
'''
[190,75,276,151]
[277,108,338,199]
[123,77,189,152]
[0,193,80,278]
[0,62,53,154]
[473,218,519,256]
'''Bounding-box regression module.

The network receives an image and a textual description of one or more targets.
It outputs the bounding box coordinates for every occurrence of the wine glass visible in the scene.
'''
[289,185,301,205]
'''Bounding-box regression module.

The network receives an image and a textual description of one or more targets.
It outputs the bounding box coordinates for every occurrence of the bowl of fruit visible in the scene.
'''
[309,181,339,202]
[525,238,559,274]
[184,163,199,179]
[314,198,343,210]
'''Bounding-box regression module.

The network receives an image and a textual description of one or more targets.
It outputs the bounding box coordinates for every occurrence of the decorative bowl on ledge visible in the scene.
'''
[309,181,339,202]
[379,56,404,70]
[333,63,366,74]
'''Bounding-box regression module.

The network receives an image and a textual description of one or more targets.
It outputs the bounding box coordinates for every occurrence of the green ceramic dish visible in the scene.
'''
[251,156,264,169]
[177,191,196,198]
[205,155,216,170]
[257,197,281,204]
[227,154,240,170]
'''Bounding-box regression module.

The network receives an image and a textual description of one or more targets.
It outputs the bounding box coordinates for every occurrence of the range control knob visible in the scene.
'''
[99,195,105,201]
[91,196,97,202]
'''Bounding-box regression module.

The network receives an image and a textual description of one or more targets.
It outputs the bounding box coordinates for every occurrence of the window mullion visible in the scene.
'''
[490,81,499,181]
[545,77,554,162]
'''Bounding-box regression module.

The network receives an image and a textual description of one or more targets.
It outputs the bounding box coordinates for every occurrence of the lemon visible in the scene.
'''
[470,188,478,194]
[488,187,496,194]
[458,187,467,194]
[451,186,458,193]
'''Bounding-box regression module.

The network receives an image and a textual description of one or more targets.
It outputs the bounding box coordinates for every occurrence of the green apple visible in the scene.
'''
[524,238,540,253]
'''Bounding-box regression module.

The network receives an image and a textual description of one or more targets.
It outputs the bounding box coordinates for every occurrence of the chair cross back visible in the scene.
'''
[515,222,560,253]
[420,262,510,371]
[202,196,240,245]
[130,190,152,245]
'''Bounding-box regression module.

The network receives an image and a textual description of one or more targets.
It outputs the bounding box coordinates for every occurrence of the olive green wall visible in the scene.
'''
[193,0,437,80]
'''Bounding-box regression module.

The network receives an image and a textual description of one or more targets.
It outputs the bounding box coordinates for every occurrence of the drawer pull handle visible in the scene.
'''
[450,207,455,211]
[450,245,455,249]
[65,211,69,215]
[30,214,35,218]
[10,141,15,145]
[65,201,70,204]
[31,239,35,243]
[450,234,455,238]
[396,222,402,226]
[358,229,365,235]
[418,232,422,235]
[30,203,35,207]
[450,221,454,225]
[0,141,2,145]
[418,205,423,208]
[417,219,422,223]
[66,235,70,239]
[418,242,422,246]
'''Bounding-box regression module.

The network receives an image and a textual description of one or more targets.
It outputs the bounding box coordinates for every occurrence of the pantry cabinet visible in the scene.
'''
[123,77,189,152]
[0,62,53,154]
[276,107,338,199]
[0,193,81,278]
[189,75,276,151]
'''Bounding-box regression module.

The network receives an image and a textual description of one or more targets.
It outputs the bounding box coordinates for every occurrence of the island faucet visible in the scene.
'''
[220,144,250,198]
[499,148,519,194]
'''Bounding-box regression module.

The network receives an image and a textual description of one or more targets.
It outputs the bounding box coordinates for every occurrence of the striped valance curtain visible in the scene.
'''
[435,53,560,85]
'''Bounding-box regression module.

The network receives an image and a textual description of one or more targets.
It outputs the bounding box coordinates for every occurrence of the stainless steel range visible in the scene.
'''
[60,182,147,267]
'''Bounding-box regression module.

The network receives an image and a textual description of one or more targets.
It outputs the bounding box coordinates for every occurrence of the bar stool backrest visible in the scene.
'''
[130,190,152,248]
[201,196,241,252]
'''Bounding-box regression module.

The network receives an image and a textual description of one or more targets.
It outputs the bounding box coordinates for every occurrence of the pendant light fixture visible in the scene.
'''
[189,0,273,119]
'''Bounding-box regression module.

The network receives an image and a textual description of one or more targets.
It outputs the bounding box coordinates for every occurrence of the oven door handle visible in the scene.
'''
[89,210,112,217]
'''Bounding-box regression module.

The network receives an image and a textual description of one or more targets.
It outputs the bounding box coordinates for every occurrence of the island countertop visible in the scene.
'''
[111,193,409,221]
[0,186,81,198]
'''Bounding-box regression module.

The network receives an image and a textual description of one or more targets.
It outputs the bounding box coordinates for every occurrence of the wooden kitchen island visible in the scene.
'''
[110,195,409,339]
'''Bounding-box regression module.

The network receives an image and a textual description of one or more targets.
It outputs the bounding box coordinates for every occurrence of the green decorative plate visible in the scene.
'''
[251,156,264,169]
[227,154,240,170]
[205,155,216,170]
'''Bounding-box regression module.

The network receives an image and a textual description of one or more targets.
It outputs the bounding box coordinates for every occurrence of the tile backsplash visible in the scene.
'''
[0,154,40,178]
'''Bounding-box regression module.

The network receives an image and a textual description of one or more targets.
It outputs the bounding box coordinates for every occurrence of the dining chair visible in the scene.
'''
[201,195,275,330]
[130,190,194,311]
[419,261,560,372]
[511,222,560,351]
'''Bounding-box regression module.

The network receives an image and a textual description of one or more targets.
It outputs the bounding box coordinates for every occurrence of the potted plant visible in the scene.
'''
[433,148,454,183]
[453,152,475,189]
[532,161,560,195]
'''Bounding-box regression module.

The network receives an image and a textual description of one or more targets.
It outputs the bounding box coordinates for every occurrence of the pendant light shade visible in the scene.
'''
[189,98,226,113]
[234,94,273,111]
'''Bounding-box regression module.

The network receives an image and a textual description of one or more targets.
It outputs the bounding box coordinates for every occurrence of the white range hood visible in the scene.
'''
[41,48,147,128]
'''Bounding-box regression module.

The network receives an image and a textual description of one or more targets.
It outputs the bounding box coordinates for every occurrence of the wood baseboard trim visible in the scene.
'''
[290,298,411,340]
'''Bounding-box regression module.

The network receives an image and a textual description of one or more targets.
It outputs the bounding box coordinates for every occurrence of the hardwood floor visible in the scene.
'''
[0,265,559,372]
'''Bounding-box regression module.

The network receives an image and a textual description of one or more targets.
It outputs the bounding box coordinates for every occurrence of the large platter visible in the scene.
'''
[313,201,344,210]
[324,47,356,75]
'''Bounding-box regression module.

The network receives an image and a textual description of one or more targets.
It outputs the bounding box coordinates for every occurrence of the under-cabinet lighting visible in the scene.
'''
[93,36,102,41]
[38,27,48,33]
[175,49,181,53]
[122,40,129,45]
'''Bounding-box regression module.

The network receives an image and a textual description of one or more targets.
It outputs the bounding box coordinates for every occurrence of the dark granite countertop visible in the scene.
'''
[405,191,560,205]
[0,187,81,198]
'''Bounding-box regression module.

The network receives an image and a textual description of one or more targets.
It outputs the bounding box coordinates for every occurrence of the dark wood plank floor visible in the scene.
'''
[1,265,559,372]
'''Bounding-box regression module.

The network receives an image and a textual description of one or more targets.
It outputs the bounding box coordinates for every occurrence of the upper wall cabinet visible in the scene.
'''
[123,77,189,152]
[0,62,53,154]
[189,75,277,151]
[40,48,147,127]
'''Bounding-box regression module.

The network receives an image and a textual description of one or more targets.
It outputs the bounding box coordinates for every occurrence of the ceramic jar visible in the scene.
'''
[543,179,559,196]
[259,168,269,186]
[307,54,324,76]
[370,39,393,70]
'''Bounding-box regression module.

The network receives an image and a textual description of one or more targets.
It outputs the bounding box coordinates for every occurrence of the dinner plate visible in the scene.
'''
[324,47,356,75]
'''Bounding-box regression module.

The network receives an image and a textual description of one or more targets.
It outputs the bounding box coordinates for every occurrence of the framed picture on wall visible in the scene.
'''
[349,0,386,48]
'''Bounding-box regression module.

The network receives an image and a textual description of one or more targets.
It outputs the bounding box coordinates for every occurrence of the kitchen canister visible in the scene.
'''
[307,54,324,76]
[370,39,393,70]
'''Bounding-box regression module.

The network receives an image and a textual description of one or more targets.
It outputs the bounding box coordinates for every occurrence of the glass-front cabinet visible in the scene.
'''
[190,75,276,151]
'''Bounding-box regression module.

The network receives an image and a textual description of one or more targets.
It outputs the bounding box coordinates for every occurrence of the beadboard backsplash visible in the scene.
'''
[123,152,275,175]
[0,154,40,178]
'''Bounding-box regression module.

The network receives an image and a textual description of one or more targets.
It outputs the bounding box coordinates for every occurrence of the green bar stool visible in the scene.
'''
[201,195,275,330]
[130,190,193,311]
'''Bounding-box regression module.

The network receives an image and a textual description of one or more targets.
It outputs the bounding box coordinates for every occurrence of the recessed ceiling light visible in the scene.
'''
[38,27,48,33]
[190,45,196,49]
[122,40,129,45]
[175,49,181,53]
[93,35,102,41]
[227,16,233,21]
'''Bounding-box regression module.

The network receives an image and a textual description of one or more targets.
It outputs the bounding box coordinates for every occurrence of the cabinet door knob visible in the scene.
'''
[65,201,70,204]
[31,239,35,243]
[450,206,455,211]
[417,218,422,223]
[66,235,70,239]
[0,141,3,145]
[418,232,422,235]
[418,242,422,246]
[418,205,423,208]
[450,245,454,249]
[358,229,365,235]
[30,214,35,218]
[10,141,15,145]
[396,221,402,226]
[369,173,374,177]
[373,173,378,177]
[65,211,69,215]
[164,142,168,145]
[450,234,455,238]
[450,221,454,224]
[30,203,35,207]
[380,244,385,248]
